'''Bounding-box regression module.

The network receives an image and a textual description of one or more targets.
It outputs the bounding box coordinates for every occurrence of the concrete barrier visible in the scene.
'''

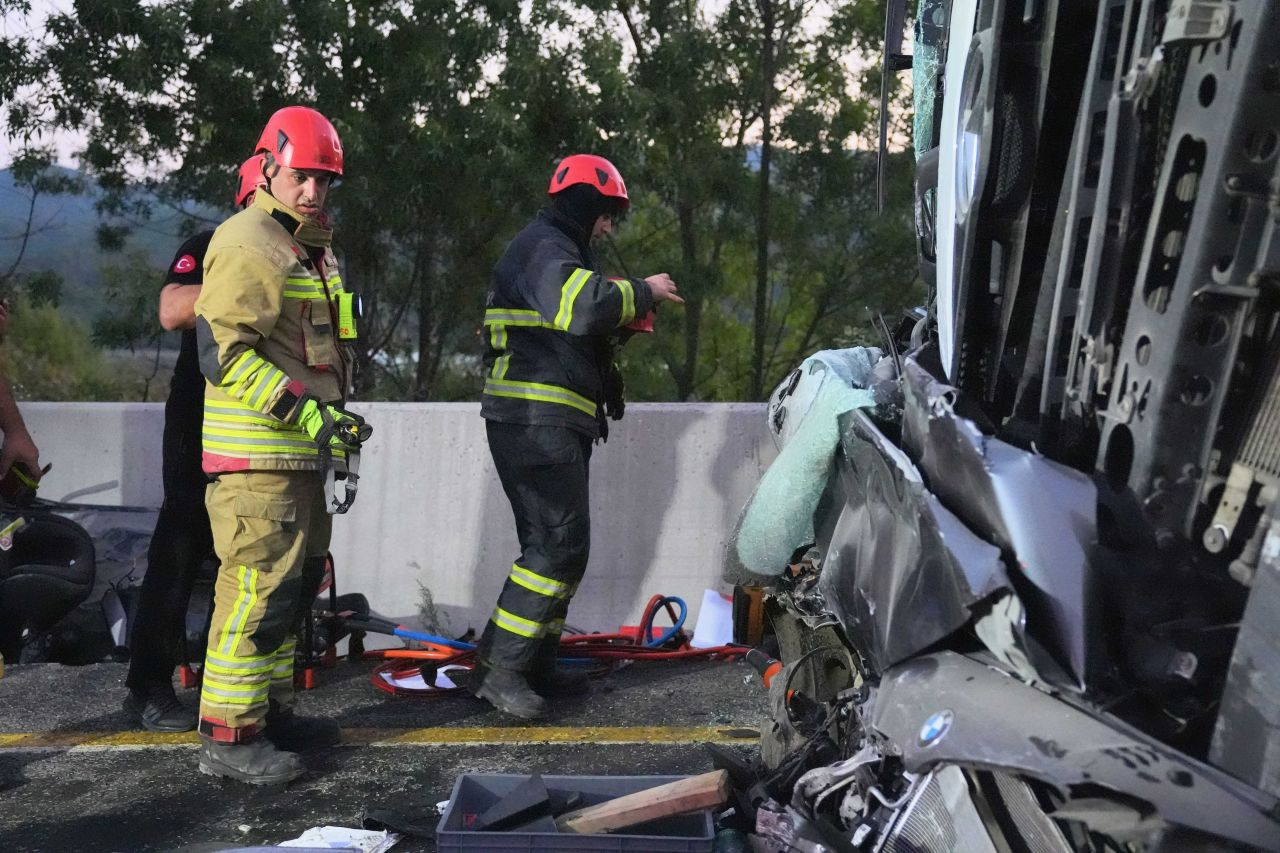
[18,402,775,639]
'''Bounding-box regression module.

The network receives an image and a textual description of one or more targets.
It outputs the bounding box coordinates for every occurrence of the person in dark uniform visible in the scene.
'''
[471,154,684,719]
[123,156,266,731]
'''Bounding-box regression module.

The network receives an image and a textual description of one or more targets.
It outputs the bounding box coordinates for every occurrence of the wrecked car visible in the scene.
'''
[727,0,1280,849]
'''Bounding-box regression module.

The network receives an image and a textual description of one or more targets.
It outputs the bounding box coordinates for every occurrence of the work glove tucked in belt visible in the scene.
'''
[297,398,372,453]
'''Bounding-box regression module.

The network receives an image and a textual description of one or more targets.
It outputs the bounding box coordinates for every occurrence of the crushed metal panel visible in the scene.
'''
[817,409,1008,672]
[899,359,1097,687]
[870,652,1280,850]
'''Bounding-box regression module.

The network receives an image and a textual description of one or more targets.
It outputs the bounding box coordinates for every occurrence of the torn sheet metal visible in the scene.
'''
[899,360,1098,687]
[1211,515,1280,797]
[816,408,1009,673]
[870,651,1280,851]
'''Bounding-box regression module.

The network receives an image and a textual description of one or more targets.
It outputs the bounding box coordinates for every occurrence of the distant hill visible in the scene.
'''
[0,168,220,323]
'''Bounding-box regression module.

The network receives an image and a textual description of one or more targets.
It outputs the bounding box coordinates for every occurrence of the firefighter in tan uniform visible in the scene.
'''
[193,106,370,785]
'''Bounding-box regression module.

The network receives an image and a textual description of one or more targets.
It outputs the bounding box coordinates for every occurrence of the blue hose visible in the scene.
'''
[391,626,474,651]
[642,596,687,647]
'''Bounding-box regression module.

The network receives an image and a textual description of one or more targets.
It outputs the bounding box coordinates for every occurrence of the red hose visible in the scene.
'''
[362,593,745,697]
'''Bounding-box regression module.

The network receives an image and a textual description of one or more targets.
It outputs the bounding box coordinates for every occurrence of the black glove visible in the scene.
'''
[603,362,625,421]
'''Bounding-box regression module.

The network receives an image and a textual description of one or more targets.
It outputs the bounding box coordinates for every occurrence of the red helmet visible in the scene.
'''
[234,153,267,207]
[548,154,629,209]
[254,106,344,176]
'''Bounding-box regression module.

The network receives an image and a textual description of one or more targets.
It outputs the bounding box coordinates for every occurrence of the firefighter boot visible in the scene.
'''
[264,700,342,752]
[471,662,550,720]
[198,735,305,785]
[123,681,197,733]
[529,634,590,698]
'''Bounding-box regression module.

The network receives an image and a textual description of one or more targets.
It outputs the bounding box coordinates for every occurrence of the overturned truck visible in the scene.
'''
[728,0,1280,849]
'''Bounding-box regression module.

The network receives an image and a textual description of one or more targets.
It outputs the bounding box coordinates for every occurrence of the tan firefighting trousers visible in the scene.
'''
[198,470,330,730]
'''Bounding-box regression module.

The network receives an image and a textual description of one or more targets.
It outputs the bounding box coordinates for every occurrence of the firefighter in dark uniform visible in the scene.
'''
[473,154,684,719]
[123,156,266,731]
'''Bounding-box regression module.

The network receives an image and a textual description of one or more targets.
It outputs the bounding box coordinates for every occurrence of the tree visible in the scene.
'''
[3,0,920,403]
[0,294,136,401]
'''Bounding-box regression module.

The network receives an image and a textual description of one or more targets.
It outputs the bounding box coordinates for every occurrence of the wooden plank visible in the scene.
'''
[555,770,730,835]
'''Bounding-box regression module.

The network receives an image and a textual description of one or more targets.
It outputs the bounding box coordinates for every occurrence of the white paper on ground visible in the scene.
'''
[690,588,734,649]
[377,663,468,691]
[277,825,400,851]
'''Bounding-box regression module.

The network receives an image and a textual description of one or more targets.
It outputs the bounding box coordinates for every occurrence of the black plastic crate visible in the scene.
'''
[437,773,716,852]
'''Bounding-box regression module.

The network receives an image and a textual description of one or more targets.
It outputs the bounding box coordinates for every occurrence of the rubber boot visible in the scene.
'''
[264,700,342,752]
[123,681,197,733]
[470,662,550,720]
[528,634,590,698]
[198,735,305,785]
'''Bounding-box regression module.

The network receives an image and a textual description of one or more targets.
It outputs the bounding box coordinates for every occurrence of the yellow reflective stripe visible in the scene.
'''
[252,370,286,413]
[614,278,635,325]
[201,677,271,695]
[493,607,546,639]
[490,353,511,380]
[203,407,277,427]
[205,399,278,418]
[200,423,309,440]
[206,648,274,666]
[483,378,596,416]
[200,688,270,705]
[242,367,277,412]
[224,354,273,401]
[554,269,592,330]
[546,618,565,635]
[224,351,259,385]
[202,439,321,457]
[219,566,258,656]
[509,564,571,599]
[217,568,249,653]
[284,277,324,297]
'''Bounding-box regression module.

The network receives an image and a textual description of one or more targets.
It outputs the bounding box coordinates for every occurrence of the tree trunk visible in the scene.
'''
[676,197,701,400]
[343,251,379,399]
[411,233,436,401]
[751,0,775,400]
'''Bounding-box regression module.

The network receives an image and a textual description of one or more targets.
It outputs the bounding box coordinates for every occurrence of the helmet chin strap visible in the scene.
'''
[261,153,281,196]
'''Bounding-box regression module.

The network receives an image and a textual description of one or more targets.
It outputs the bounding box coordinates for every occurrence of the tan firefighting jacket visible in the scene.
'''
[194,191,351,473]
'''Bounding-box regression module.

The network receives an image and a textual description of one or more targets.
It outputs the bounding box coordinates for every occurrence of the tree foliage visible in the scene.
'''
[1,0,920,402]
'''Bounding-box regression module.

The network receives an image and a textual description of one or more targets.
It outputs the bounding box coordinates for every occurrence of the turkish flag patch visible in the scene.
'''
[173,254,197,274]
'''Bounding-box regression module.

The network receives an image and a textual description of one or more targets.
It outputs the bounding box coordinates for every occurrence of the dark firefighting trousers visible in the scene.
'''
[127,414,213,693]
[477,420,593,672]
[125,489,213,692]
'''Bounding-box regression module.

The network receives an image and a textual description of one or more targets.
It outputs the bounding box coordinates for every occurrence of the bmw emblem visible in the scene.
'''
[918,710,954,747]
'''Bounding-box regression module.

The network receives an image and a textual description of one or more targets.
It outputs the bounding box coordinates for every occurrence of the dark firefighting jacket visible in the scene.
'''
[480,209,654,438]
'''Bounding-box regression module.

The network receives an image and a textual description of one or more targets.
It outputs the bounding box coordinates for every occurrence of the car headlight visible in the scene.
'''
[955,51,985,221]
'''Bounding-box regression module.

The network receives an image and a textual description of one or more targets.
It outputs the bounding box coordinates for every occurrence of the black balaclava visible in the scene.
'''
[549,183,625,248]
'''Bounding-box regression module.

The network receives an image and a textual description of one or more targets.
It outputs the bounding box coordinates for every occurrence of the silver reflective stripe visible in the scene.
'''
[200,432,317,449]
[483,378,596,416]
[200,682,270,700]
[484,309,551,327]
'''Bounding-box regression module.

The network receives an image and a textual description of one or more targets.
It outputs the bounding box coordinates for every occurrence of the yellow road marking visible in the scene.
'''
[0,726,759,751]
